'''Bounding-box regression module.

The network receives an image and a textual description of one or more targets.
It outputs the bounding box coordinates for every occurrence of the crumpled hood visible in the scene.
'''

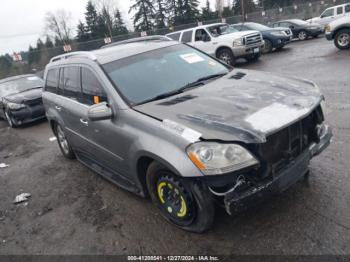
[4,88,42,104]
[134,69,323,144]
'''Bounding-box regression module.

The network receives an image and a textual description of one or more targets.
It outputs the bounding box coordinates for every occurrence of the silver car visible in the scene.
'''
[43,36,332,232]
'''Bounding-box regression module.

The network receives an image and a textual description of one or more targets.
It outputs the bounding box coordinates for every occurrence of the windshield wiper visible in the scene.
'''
[135,73,227,106]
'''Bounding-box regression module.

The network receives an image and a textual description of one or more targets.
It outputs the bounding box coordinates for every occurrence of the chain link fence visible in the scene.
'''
[1,0,348,79]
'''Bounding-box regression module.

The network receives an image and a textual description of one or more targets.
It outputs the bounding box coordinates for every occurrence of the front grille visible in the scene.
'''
[244,34,262,46]
[25,97,43,106]
[258,105,324,177]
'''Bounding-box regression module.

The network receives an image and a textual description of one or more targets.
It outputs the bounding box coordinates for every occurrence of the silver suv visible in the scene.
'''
[43,37,332,233]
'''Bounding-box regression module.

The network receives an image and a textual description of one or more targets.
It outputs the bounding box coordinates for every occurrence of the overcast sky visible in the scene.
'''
[0,0,219,55]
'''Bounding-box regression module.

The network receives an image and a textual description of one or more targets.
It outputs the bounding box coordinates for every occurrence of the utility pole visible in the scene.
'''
[241,0,246,22]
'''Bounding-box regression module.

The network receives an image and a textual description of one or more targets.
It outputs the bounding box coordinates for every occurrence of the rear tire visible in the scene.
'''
[334,29,350,50]
[54,123,75,159]
[146,162,215,233]
[217,48,235,66]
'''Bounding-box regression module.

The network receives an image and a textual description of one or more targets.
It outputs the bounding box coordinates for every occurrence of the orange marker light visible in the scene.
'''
[93,96,100,104]
[188,152,206,170]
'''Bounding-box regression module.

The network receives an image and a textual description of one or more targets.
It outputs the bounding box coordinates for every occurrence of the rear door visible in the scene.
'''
[54,66,91,154]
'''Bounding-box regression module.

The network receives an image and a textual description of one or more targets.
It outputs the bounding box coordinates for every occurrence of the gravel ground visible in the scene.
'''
[0,37,349,255]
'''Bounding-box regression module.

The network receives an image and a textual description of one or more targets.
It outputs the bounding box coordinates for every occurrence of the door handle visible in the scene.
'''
[55,105,62,112]
[80,118,89,126]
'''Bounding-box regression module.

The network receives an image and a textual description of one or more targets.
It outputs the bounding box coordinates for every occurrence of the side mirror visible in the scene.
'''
[87,102,113,122]
[289,25,295,29]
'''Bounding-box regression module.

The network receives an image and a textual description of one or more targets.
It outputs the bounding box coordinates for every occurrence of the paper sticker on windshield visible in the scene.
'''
[162,119,202,143]
[27,76,39,81]
[180,53,205,64]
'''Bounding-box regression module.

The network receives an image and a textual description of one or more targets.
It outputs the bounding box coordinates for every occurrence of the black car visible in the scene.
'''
[232,22,293,53]
[0,74,45,127]
[272,19,324,41]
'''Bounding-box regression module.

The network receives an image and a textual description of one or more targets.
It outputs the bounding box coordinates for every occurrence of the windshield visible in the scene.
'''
[0,76,43,97]
[207,24,238,37]
[103,44,230,105]
[290,19,308,26]
[246,23,270,31]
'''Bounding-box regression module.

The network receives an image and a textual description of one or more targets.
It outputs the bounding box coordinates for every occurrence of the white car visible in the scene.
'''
[307,3,350,26]
[166,23,264,65]
[325,16,350,49]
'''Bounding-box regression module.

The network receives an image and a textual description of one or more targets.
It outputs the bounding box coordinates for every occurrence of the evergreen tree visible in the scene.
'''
[44,36,54,48]
[154,0,167,29]
[182,0,200,24]
[201,0,215,21]
[232,0,257,15]
[222,6,233,17]
[113,9,129,35]
[129,0,155,31]
[77,21,90,42]
[85,1,99,39]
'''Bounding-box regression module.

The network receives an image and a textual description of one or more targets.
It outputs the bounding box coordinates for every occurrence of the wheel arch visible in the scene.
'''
[333,26,350,38]
[136,152,184,197]
[215,45,234,58]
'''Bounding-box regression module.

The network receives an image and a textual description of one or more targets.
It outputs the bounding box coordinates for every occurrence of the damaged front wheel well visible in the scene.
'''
[49,120,58,135]
[137,156,154,197]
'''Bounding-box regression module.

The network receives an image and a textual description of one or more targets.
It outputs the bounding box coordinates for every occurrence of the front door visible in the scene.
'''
[193,29,215,56]
[79,67,130,180]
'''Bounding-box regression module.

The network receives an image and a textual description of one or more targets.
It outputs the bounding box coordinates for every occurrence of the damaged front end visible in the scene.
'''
[202,105,332,215]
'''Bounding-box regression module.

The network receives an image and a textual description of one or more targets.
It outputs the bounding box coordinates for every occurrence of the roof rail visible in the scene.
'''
[50,51,97,63]
[101,35,172,49]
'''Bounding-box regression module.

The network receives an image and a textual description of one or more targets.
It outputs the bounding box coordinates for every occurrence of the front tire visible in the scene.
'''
[298,30,308,41]
[146,162,215,233]
[262,39,273,53]
[334,29,350,50]
[5,110,17,128]
[54,123,75,159]
[217,48,235,66]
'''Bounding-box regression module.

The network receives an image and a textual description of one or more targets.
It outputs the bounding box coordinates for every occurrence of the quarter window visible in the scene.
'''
[167,33,181,41]
[345,4,350,13]
[81,68,107,106]
[63,67,81,101]
[45,69,59,93]
[181,30,193,43]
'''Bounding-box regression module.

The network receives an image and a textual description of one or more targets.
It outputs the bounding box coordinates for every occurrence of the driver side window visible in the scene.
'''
[81,68,108,106]
[195,29,210,42]
[321,8,334,18]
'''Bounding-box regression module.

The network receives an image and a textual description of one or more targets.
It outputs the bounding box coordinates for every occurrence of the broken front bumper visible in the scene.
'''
[224,125,332,215]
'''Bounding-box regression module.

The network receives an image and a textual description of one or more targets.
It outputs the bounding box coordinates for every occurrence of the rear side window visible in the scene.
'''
[337,6,343,15]
[168,33,181,41]
[345,4,350,13]
[81,68,107,106]
[181,30,193,43]
[62,67,81,101]
[45,69,59,93]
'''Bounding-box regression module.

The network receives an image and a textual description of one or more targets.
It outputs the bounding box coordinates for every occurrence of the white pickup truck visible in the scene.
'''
[166,23,264,65]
